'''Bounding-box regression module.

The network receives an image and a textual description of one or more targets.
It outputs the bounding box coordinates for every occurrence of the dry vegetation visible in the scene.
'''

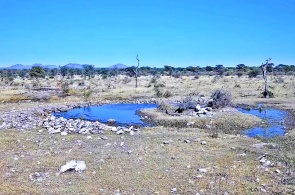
[0,75,295,194]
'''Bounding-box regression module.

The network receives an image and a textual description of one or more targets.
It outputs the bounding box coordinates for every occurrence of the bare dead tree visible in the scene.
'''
[261,58,272,98]
[134,54,140,88]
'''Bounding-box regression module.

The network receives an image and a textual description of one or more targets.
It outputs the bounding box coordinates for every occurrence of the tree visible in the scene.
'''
[236,64,248,72]
[60,66,69,77]
[83,65,95,79]
[215,64,224,76]
[164,65,175,76]
[29,66,45,78]
[261,58,272,98]
[248,69,260,78]
[205,66,213,71]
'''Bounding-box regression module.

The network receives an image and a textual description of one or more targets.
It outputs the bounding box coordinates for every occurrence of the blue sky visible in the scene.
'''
[0,0,294,68]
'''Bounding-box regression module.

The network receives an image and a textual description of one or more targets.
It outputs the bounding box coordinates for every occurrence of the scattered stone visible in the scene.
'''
[130,131,135,136]
[29,172,49,182]
[275,169,281,174]
[171,188,177,193]
[86,136,92,140]
[184,139,191,143]
[261,188,267,193]
[163,140,170,144]
[61,132,68,136]
[237,153,247,157]
[116,130,124,135]
[197,168,208,173]
[60,160,87,173]
[111,127,117,132]
[200,141,207,145]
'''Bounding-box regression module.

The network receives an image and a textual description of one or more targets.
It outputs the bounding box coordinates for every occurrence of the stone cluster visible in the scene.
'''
[0,101,139,136]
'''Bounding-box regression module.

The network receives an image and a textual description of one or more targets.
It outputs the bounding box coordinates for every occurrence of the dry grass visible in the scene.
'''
[0,127,294,195]
[0,75,295,194]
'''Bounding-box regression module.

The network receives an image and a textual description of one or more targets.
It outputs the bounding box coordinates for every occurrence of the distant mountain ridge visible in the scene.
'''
[1,63,129,70]
[108,63,129,69]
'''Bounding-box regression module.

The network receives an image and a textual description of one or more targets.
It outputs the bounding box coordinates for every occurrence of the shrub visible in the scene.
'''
[194,75,200,79]
[273,77,284,83]
[236,71,243,77]
[262,90,274,98]
[248,69,259,78]
[163,90,172,98]
[208,89,231,109]
[84,87,93,100]
[234,83,241,88]
[122,77,132,84]
[61,82,70,95]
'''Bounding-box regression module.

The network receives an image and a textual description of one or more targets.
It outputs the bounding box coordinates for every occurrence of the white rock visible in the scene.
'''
[171,188,177,193]
[130,131,135,136]
[75,161,87,172]
[196,104,201,111]
[60,160,78,173]
[197,168,207,173]
[263,160,271,167]
[200,141,207,145]
[61,132,68,136]
[59,160,86,173]
[116,130,124,135]
[111,127,117,132]
[184,139,191,143]
[86,136,92,140]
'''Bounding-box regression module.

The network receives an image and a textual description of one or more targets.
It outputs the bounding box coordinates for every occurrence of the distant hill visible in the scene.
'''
[3,64,58,70]
[108,63,128,69]
[1,63,129,70]
[63,63,85,69]
[8,64,32,70]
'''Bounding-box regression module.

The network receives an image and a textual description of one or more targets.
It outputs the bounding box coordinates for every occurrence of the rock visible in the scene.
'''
[111,127,117,132]
[275,169,281,174]
[184,139,191,143]
[116,130,124,135]
[59,160,86,173]
[197,168,208,173]
[75,161,87,172]
[263,160,271,167]
[200,141,207,145]
[86,136,92,140]
[196,104,201,111]
[261,188,267,193]
[253,143,269,149]
[61,132,68,136]
[130,131,135,136]
[186,122,195,126]
[163,140,170,144]
[171,188,177,193]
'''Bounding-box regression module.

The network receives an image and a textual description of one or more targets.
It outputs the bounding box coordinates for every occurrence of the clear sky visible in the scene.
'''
[0,0,294,68]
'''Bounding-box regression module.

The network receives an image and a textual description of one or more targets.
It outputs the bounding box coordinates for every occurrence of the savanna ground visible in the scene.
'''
[0,75,295,194]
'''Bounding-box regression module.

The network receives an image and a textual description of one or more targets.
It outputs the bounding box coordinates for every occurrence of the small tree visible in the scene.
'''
[29,66,45,79]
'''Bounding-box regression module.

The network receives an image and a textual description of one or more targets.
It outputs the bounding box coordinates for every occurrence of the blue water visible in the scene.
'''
[238,106,286,138]
[53,103,157,126]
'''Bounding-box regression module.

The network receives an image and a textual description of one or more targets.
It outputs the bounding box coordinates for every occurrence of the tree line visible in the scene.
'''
[1,63,295,81]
